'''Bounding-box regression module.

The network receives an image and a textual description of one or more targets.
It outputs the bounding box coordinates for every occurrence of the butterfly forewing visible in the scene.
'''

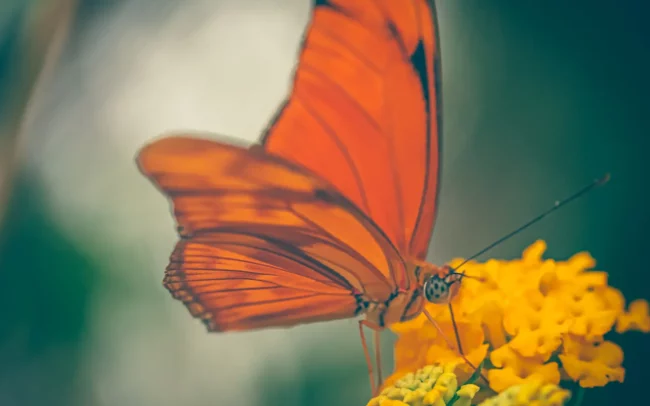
[261,0,441,263]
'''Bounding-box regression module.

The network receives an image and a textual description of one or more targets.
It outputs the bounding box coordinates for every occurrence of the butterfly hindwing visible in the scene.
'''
[165,233,361,331]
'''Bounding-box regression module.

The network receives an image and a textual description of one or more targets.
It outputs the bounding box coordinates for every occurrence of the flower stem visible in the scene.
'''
[570,386,585,406]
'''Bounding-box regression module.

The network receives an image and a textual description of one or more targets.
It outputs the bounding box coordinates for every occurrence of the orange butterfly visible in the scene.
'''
[137,0,465,393]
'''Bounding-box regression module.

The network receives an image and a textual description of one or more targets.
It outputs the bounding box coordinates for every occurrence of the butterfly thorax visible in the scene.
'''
[364,262,460,328]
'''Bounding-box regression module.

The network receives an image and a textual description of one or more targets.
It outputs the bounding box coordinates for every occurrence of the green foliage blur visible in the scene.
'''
[1,1,649,405]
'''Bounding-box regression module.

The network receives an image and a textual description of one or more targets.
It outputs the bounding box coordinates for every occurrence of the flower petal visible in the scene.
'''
[616,299,650,333]
[478,380,571,406]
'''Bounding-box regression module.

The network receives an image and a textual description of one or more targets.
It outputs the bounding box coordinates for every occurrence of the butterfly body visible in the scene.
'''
[362,261,460,327]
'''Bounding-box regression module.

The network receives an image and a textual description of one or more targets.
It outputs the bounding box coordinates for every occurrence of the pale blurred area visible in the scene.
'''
[1,1,649,406]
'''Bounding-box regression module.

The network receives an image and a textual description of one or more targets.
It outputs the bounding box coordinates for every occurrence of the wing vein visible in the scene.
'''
[294,96,371,213]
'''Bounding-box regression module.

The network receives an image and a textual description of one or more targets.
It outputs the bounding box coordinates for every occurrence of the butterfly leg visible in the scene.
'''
[422,308,490,385]
[447,303,489,385]
[374,327,383,385]
[358,320,383,395]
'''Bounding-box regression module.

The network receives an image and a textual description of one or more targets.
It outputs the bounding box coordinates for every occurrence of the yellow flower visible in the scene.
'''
[387,240,648,397]
[369,364,571,406]
[390,318,489,386]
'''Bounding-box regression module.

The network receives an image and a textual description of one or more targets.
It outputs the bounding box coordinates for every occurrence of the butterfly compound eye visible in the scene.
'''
[423,275,451,304]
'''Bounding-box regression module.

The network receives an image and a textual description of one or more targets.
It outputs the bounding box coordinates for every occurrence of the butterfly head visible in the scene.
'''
[421,266,463,304]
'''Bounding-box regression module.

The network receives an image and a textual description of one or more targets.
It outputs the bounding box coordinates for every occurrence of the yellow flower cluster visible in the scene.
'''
[478,379,571,406]
[368,363,480,406]
[388,240,649,396]
[367,363,571,406]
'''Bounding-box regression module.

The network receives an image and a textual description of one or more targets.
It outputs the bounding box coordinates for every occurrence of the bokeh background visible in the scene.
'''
[1,1,649,405]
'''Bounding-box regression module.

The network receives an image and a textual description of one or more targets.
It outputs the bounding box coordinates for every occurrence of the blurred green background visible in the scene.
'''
[1,1,648,405]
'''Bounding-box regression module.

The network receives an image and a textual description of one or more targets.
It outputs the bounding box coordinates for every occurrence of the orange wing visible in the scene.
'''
[137,136,405,331]
[261,0,442,266]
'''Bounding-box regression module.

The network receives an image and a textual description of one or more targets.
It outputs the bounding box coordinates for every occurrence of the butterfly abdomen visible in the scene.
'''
[364,288,423,328]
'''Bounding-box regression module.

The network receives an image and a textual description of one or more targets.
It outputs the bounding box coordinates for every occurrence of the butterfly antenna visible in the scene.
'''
[453,173,610,272]
[448,303,463,354]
